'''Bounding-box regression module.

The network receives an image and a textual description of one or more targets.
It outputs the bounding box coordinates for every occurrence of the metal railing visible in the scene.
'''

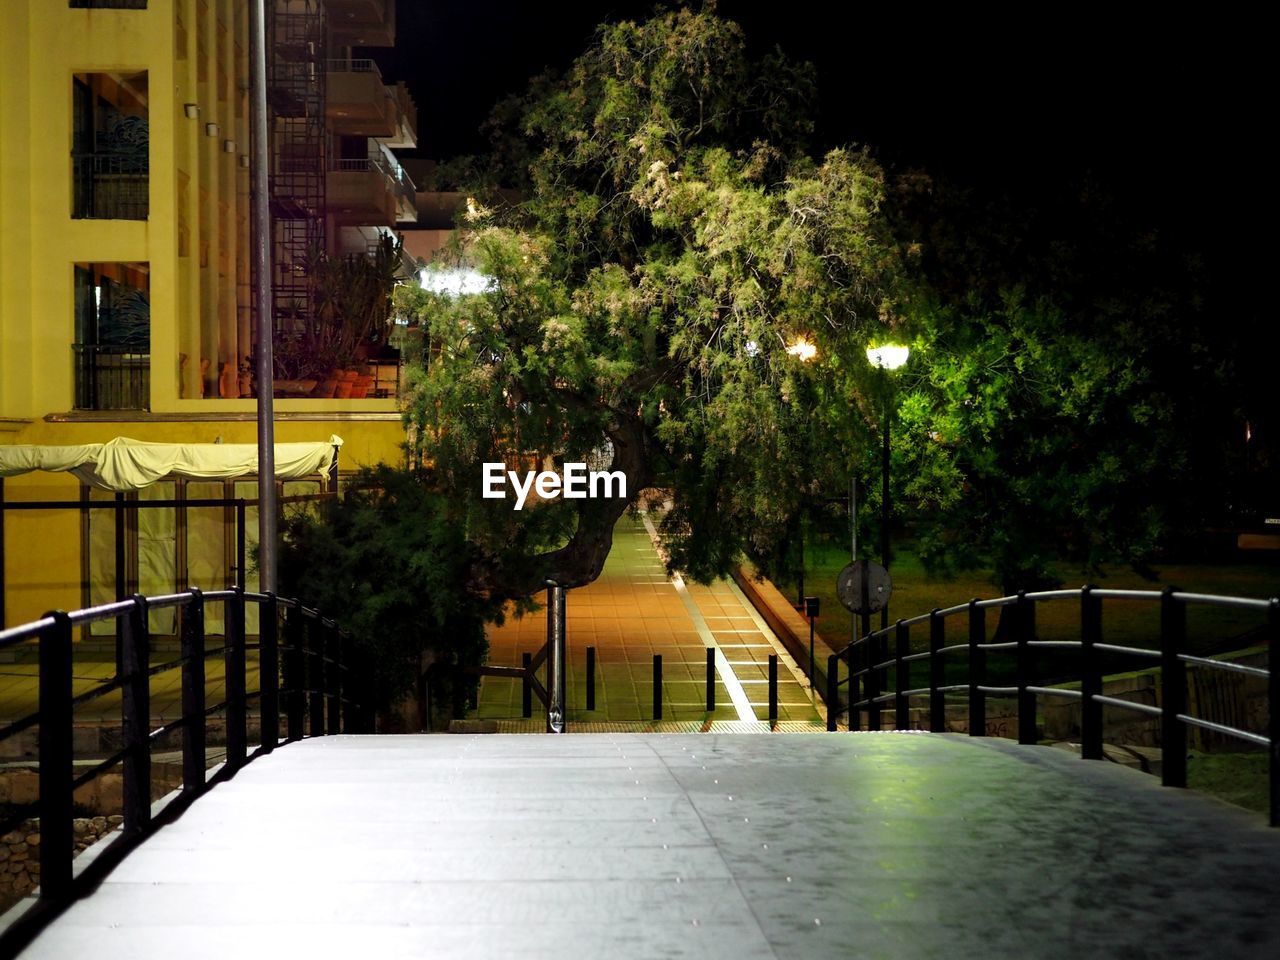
[72,154,148,220]
[70,1,147,8]
[325,58,382,79]
[821,585,1280,825]
[0,588,365,946]
[72,343,149,411]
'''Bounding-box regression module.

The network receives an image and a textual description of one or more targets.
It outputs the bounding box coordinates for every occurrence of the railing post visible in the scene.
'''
[121,595,151,836]
[308,614,324,738]
[38,611,74,904]
[225,585,247,771]
[867,629,882,732]
[260,593,280,752]
[1080,586,1103,760]
[586,645,596,712]
[1267,598,1278,828]
[706,647,716,713]
[929,609,945,731]
[181,589,206,794]
[894,621,909,730]
[1016,592,1037,745]
[846,645,861,731]
[967,600,985,738]
[285,605,304,741]
[328,621,342,735]
[768,654,778,729]
[653,654,663,721]
[522,651,532,718]
[1160,587,1187,788]
[826,654,839,731]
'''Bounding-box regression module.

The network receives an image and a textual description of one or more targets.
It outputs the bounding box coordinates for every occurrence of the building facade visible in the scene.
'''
[0,0,416,626]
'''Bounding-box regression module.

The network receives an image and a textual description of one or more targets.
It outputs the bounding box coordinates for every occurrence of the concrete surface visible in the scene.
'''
[16,732,1280,959]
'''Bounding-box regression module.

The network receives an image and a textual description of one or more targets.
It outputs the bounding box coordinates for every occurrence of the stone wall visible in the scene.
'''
[0,817,120,913]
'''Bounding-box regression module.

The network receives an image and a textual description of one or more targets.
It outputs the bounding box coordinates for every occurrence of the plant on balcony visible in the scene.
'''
[264,234,408,393]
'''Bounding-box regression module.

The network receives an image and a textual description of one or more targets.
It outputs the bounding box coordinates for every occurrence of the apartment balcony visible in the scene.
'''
[72,153,148,220]
[326,159,397,226]
[327,0,395,48]
[73,344,149,411]
[326,60,398,138]
[382,82,418,150]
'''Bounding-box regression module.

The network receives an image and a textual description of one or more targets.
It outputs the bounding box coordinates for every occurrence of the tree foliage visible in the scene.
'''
[277,467,510,716]
[401,7,901,598]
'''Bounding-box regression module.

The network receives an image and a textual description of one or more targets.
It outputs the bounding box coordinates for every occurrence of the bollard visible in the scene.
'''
[706,647,716,712]
[546,582,566,733]
[826,654,839,731]
[653,654,663,720]
[586,645,596,711]
[768,654,778,728]
[522,651,532,718]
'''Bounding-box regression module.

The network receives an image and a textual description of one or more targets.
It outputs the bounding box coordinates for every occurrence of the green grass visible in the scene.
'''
[1188,750,1270,814]
[776,539,1279,665]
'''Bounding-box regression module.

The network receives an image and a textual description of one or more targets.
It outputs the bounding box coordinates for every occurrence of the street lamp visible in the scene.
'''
[866,344,909,628]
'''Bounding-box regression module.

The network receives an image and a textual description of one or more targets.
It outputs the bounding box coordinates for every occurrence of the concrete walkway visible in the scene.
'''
[15,733,1280,959]
[479,515,819,725]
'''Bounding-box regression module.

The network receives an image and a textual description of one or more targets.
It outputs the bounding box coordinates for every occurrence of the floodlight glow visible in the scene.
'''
[866,344,909,370]
[786,337,817,362]
[418,267,497,297]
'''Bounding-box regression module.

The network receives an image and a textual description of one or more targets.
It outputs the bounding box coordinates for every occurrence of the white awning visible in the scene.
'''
[0,435,343,491]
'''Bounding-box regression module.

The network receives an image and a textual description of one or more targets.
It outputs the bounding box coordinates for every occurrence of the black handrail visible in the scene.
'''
[0,586,367,948]
[828,584,1280,827]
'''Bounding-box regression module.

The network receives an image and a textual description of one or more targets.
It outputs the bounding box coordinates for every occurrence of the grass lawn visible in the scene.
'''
[1188,750,1271,815]
[775,538,1278,657]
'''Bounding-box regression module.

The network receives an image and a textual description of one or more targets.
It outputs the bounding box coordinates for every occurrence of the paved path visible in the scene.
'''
[480,515,819,724]
[14,733,1280,959]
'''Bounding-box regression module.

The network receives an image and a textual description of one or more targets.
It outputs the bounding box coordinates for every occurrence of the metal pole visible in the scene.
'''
[586,645,596,711]
[0,477,6,626]
[881,395,890,631]
[250,0,277,594]
[547,582,566,733]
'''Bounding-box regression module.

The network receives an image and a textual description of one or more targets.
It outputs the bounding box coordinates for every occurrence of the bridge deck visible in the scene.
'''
[17,733,1280,959]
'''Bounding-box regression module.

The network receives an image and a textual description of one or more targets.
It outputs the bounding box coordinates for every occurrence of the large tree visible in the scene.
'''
[398,7,900,599]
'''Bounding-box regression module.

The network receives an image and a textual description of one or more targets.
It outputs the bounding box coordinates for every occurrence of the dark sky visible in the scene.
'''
[377,1,1265,287]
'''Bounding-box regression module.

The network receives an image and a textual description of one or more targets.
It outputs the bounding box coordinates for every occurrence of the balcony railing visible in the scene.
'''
[70,1,147,8]
[326,58,383,80]
[73,344,149,411]
[73,154,148,220]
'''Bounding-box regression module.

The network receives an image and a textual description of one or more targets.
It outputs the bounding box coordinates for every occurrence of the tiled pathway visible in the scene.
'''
[478,516,819,725]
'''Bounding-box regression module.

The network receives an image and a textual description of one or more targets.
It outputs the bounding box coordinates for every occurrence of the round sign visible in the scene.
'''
[836,560,892,614]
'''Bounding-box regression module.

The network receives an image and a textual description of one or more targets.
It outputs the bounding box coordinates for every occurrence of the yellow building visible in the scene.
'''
[0,0,417,627]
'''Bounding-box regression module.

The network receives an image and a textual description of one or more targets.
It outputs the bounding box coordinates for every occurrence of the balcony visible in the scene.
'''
[326,158,396,226]
[326,60,397,138]
[73,344,149,411]
[73,154,148,220]
[327,0,395,47]
[382,82,418,150]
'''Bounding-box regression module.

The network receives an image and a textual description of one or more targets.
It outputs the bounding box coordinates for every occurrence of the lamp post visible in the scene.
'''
[788,335,818,608]
[866,344,909,629]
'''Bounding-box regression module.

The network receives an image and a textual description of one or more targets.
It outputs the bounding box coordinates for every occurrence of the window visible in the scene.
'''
[73,262,151,410]
[72,72,149,220]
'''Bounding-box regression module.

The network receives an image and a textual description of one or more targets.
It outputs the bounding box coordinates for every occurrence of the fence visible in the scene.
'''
[822,586,1280,825]
[0,587,365,947]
